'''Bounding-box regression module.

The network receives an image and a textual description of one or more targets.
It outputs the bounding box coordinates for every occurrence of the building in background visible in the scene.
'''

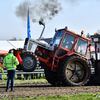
[0,41,24,51]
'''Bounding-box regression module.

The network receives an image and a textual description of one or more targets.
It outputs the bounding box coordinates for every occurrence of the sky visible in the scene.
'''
[0,0,100,40]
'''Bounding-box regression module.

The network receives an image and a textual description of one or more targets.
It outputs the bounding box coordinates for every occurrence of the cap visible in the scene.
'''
[8,49,13,53]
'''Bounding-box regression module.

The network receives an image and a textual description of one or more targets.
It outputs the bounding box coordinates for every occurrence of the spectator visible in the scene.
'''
[33,73,38,79]
[23,74,29,80]
[0,57,4,80]
[17,74,22,80]
[3,49,19,92]
[30,74,33,79]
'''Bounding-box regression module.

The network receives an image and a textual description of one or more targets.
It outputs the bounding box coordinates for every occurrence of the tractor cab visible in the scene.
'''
[49,28,90,58]
[49,28,89,55]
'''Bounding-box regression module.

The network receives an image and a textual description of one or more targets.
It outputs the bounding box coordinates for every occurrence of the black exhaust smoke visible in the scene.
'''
[15,0,62,24]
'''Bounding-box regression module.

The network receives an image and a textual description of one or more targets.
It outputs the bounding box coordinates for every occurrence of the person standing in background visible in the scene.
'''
[0,57,4,80]
[3,49,19,92]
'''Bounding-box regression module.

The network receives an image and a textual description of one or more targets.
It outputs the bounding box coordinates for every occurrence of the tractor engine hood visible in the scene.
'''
[24,38,54,53]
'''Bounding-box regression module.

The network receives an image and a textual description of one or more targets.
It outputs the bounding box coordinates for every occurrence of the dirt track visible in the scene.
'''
[0,82,100,99]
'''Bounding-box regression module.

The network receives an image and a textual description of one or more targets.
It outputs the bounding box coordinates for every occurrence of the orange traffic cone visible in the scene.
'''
[16,52,22,64]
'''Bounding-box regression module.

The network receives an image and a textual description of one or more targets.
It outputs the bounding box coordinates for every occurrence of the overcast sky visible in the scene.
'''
[0,0,100,40]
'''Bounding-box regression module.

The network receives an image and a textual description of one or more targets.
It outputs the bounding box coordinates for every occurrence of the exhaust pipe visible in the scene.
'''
[39,21,45,41]
[39,21,45,26]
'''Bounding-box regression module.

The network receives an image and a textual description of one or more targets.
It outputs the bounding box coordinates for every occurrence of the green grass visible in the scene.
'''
[2,73,45,80]
[0,74,47,85]
[0,93,100,100]
[0,79,47,85]
[15,79,47,85]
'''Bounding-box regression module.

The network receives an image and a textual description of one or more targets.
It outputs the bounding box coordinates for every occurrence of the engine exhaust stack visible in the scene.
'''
[39,21,45,41]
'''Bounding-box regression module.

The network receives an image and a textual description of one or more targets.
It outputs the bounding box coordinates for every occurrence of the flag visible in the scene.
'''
[27,7,31,38]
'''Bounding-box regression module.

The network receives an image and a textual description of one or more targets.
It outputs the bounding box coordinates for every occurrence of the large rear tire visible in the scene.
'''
[44,67,61,86]
[58,55,91,86]
[21,52,39,72]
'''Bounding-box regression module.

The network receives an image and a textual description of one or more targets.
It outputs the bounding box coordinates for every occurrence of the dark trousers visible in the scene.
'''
[24,74,29,80]
[6,70,16,91]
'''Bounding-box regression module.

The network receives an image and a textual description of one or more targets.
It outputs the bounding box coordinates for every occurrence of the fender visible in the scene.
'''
[66,52,75,56]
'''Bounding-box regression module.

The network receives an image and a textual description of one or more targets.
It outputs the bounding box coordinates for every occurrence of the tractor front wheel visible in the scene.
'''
[21,52,39,72]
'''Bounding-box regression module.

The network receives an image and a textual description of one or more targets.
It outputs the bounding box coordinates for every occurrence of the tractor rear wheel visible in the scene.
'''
[44,67,61,86]
[21,52,39,72]
[58,55,91,86]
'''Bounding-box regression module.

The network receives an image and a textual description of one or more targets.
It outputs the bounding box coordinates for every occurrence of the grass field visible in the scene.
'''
[0,74,47,85]
[0,93,100,100]
[1,73,45,80]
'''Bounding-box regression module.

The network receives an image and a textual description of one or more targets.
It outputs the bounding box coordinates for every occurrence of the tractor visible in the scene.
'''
[23,21,93,86]
[89,34,100,85]
[15,20,100,86]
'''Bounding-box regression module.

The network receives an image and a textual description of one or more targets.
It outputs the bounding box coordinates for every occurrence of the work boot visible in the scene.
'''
[6,89,8,92]
[0,78,2,80]
[11,90,16,92]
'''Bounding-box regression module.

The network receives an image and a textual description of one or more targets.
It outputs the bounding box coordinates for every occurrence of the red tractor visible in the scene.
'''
[23,21,92,86]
